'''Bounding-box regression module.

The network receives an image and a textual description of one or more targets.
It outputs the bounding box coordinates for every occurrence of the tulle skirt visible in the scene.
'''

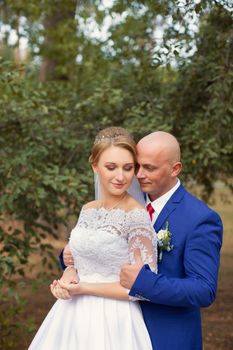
[28,295,153,350]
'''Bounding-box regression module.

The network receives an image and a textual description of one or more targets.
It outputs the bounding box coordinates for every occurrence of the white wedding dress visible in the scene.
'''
[28,207,157,350]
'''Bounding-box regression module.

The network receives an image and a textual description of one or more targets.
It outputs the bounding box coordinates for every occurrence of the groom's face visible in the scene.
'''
[136,144,175,200]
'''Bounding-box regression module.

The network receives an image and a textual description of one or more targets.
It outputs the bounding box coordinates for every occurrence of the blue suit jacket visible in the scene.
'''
[129,184,223,350]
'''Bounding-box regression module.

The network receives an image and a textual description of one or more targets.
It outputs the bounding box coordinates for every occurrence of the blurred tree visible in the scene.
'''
[0,63,97,348]
[166,5,233,199]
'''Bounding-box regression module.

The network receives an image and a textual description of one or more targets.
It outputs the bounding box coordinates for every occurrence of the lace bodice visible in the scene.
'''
[69,207,157,283]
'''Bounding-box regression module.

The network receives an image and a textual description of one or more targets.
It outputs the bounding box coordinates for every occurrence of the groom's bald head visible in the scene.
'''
[136,131,182,200]
[137,131,181,164]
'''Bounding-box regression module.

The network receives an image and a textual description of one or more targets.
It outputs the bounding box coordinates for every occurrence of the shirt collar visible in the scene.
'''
[146,179,181,216]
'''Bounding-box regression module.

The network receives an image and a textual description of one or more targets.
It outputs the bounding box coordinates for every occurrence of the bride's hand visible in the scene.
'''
[58,280,85,296]
[50,267,79,300]
[50,279,72,300]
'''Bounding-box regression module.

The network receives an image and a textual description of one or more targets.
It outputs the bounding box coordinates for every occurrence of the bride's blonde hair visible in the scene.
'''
[89,127,137,165]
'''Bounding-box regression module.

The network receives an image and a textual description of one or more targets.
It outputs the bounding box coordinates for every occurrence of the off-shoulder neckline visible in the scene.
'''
[82,207,146,214]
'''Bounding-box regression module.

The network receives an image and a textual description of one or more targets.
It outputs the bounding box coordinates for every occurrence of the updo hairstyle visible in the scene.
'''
[89,127,137,166]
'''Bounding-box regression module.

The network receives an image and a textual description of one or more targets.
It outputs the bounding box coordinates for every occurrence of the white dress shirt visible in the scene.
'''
[146,179,181,225]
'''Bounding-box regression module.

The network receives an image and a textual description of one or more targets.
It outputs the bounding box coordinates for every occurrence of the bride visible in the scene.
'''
[28,127,157,350]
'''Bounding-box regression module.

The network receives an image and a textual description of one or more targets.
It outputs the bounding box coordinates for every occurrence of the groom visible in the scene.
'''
[61,131,223,350]
[120,131,222,350]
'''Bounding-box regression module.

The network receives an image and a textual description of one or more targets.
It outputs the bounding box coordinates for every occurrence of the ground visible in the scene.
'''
[202,183,233,349]
[21,183,233,349]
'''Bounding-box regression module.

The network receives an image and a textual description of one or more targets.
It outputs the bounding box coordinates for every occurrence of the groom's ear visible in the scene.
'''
[172,162,182,177]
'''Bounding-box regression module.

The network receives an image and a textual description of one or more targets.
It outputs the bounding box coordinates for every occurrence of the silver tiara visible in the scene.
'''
[94,133,122,145]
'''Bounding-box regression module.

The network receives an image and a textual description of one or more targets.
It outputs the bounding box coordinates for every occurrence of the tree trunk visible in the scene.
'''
[39,0,77,81]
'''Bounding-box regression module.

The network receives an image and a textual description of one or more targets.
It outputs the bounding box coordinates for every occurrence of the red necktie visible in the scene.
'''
[147,203,155,221]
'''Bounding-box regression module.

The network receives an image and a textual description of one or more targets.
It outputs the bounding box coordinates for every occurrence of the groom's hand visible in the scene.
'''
[63,244,74,266]
[120,249,143,290]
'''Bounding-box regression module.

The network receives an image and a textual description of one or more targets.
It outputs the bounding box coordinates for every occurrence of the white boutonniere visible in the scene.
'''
[157,221,173,262]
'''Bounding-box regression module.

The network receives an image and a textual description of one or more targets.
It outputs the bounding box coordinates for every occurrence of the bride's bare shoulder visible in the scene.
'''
[83,200,100,209]
[125,195,145,212]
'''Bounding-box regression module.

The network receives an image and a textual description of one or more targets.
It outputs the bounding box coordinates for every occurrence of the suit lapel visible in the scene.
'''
[154,184,186,232]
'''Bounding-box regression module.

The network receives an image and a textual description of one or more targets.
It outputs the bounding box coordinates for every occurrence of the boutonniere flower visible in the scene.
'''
[157,221,173,262]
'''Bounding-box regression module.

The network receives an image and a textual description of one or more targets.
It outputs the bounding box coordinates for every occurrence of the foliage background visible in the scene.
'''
[0,0,232,348]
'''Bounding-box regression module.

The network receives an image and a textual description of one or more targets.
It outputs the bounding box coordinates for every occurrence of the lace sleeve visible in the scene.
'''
[127,209,157,273]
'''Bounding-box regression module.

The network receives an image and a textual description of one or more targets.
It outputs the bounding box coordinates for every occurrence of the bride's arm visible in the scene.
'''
[58,280,130,300]
[56,249,144,301]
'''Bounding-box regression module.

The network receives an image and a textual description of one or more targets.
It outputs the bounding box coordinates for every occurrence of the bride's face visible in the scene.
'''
[93,146,135,197]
